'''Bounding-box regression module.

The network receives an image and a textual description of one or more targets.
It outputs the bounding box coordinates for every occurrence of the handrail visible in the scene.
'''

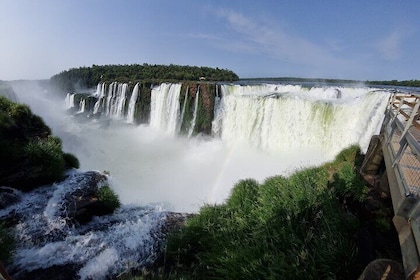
[383,93,420,168]
[381,91,420,278]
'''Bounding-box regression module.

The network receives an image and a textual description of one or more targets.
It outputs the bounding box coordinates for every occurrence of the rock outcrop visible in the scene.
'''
[0,187,21,210]
[58,171,115,224]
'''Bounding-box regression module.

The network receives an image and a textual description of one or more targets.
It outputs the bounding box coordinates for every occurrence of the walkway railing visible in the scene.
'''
[381,91,420,278]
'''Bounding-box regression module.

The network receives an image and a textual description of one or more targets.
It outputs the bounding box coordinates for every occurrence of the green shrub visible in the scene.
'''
[257,175,289,220]
[333,162,368,202]
[24,136,66,182]
[0,96,76,189]
[375,217,391,232]
[0,101,15,130]
[165,165,360,279]
[333,144,363,167]
[0,223,14,262]
[227,178,259,214]
[9,103,51,138]
[63,153,80,169]
[97,185,120,211]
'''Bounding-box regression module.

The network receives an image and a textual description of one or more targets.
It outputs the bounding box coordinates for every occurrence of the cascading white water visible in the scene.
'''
[149,83,181,135]
[93,83,106,114]
[211,84,223,137]
[188,85,200,137]
[178,86,189,133]
[113,83,128,119]
[219,84,388,158]
[127,83,139,123]
[105,82,116,116]
[66,82,390,211]
[65,93,75,109]
[101,82,129,119]
[0,171,169,280]
[78,98,86,113]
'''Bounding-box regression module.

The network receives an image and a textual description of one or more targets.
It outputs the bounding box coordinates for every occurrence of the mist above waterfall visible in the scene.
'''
[67,123,325,212]
[9,81,389,213]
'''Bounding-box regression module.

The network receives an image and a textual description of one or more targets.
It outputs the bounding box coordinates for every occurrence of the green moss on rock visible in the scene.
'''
[97,185,121,212]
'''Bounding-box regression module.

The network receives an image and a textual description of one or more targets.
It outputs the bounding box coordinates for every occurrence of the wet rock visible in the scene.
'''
[12,264,81,280]
[357,259,404,280]
[59,171,112,224]
[0,187,21,210]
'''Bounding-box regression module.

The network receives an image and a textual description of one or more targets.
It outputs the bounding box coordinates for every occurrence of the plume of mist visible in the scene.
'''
[7,81,326,212]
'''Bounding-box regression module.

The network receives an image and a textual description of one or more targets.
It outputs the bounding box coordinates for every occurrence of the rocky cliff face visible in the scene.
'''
[68,82,219,136]
[179,82,216,135]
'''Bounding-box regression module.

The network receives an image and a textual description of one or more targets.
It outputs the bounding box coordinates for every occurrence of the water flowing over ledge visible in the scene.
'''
[58,82,391,212]
[0,170,185,279]
[66,82,390,156]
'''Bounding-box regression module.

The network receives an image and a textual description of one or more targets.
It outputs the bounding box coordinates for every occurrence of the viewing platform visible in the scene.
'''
[364,91,420,278]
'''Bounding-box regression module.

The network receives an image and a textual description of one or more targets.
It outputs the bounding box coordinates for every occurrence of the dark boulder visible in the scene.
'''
[58,171,118,225]
[0,187,21,210]
[11,264,81,280]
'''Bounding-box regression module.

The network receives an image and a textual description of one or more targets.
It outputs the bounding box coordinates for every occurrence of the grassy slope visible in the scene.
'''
[128,145,399,280]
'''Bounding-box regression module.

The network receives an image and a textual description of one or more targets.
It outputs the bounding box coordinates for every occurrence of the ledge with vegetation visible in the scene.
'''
[0,96,79,190]
[50,64,239,93]
[0,94,121,269]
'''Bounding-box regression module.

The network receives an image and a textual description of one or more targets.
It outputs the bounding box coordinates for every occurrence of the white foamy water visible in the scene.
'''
[0,171,168,279]
[219,85,389,157]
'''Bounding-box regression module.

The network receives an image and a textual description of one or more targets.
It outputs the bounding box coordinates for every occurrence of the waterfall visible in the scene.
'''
[94,83,102,97]
[149,83,181,135]
[127,83,139,123]
[65,93,75,109]
[212,84,223,137]
[114,83,128,119]
[78,98,86,113]
[104,82,128,120]
[105,82,116,117]
[93,83,106,114]
[178,86,189,133]
[219,84,389,158]
[65,81,389,159]
[188,86,200,137]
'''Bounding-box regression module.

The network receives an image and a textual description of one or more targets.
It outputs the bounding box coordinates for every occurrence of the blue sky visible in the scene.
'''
[1,0,419,81]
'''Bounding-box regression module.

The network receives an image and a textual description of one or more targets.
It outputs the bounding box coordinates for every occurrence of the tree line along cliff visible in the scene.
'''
[50,64,239,93]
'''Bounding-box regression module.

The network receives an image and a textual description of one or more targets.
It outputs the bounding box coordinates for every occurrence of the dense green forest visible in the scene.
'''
[241,77,420,88]
[240,77,362,84]
[50,64,239,92]
[366,79,420,88]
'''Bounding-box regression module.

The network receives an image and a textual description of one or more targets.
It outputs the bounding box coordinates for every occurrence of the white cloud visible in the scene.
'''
[374,31,403,61]
[213,9,349,68]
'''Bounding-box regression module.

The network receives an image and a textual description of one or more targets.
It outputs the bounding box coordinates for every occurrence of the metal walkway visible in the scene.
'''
[381,92,420,278]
